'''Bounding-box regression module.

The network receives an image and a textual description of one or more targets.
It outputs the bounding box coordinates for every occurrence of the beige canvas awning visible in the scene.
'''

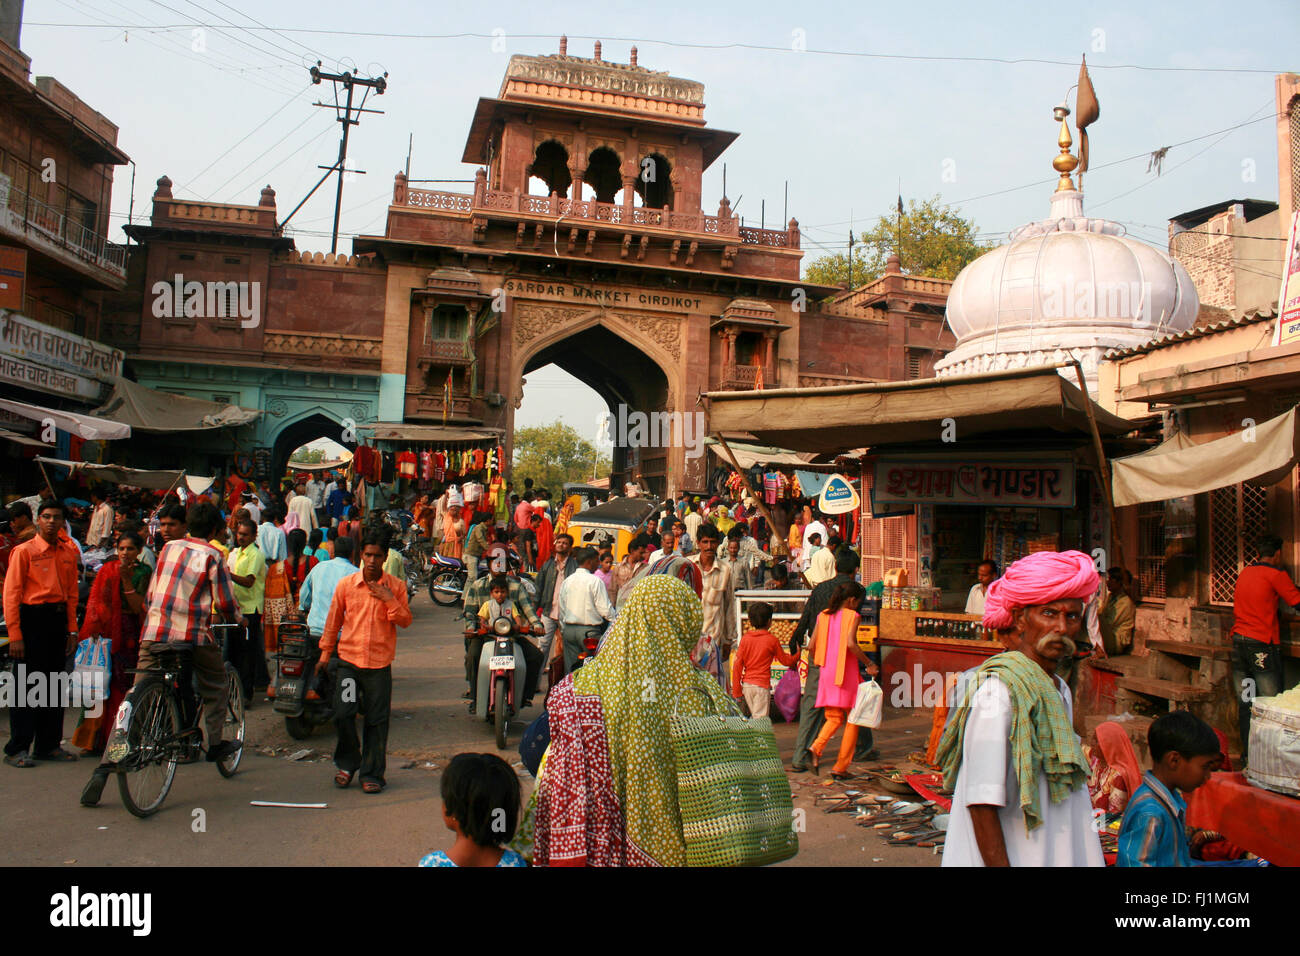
[0,398,131,440]
[703,438,821,469]
[1111,406,1299,506]
[34,457,212,492]
[705,364,1135,453]
[92,378,261,432]
[357,423,504,443]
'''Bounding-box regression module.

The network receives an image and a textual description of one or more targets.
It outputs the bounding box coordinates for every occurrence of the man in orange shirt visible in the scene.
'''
[1230,533,1300,764]
[316,529,412,793]
[3,500,82,767]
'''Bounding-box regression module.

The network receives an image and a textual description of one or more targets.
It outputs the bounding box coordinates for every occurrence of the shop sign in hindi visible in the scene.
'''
[0,310,124,384]
[873,459,1075,508]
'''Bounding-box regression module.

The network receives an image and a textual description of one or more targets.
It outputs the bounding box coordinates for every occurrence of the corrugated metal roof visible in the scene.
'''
[1103,305,1278,360]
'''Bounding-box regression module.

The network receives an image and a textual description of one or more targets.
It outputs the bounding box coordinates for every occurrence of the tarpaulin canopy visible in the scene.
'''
[288,451,353,472]
[0,398,130,440]
[704,437,820,469]
[705,364,1135,454]
[357,423,503,443]
[92,378,261,432]
[34,457,212,492]
[1111,406,1299,507]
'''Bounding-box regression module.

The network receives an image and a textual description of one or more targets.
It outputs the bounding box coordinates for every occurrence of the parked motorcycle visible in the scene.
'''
[428,550,537,607]
[272,620,334,739]
[471,616,529,749]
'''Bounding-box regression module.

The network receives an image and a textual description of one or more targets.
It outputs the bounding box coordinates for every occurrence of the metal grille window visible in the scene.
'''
[1137,500,1167,600]
[1209,482,1270,605]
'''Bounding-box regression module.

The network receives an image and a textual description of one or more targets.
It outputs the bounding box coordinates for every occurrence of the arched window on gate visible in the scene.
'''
[527,140,572,198]
[635,153,673,210]
[584,146,621,205]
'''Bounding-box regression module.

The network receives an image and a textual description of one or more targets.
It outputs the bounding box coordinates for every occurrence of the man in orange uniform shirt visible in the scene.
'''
[3,500,82,767]
[316,529,412,793]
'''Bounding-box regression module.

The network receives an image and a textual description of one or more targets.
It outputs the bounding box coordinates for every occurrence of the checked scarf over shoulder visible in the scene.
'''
[935,651,1089,832]
[525,574,733,866]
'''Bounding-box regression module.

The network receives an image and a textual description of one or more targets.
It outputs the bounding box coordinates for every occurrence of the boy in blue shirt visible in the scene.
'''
[1118,711,1220,867]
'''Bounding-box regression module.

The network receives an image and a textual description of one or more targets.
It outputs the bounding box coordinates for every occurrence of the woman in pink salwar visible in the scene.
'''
[809,582,879,779]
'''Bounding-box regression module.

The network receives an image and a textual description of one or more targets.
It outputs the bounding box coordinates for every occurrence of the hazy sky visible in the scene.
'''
[18,1,1297,436]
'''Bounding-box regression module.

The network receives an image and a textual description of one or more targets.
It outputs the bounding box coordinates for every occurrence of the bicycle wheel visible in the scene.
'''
[117,679,181,818]
[217,662,245,778]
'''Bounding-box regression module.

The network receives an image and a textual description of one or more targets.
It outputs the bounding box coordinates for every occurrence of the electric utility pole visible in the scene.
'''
[283,62,387,253]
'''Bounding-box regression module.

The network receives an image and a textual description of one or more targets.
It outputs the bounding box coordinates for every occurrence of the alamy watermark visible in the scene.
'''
[604,404,706,460]
[1040,279,1155,326]
[0,665,106,717]
[151,274,261,328]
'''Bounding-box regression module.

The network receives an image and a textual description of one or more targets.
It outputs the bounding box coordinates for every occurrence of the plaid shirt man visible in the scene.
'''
[460,574,542,631]
[141,536,239,645]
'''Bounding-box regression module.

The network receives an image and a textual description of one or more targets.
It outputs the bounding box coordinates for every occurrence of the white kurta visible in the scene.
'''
[942,674,1103,867]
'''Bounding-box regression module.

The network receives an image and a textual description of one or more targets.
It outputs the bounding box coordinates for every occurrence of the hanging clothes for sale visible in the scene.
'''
[420,450,433,481]
[397,450,417,479]
[380,452,396,483]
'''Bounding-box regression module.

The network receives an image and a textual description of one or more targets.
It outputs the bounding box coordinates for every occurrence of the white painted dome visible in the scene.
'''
[935,189,1199,392]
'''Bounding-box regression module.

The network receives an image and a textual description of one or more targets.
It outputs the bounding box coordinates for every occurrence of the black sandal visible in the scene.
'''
[35,748,79,762]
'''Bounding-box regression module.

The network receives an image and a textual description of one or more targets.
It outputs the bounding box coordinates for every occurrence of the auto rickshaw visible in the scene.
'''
[562,497,656,562]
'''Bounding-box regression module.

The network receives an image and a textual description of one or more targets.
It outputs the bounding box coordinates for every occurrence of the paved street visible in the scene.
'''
[0,594,940,867]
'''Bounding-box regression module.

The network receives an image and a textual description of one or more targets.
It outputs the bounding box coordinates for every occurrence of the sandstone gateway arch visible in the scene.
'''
[114,41,951,494]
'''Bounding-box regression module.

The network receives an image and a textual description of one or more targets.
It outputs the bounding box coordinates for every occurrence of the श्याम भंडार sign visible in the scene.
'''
[873,460,1075,508]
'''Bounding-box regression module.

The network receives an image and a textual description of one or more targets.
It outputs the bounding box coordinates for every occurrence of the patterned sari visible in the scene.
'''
[262,560,293,654]
[517,575,733,866]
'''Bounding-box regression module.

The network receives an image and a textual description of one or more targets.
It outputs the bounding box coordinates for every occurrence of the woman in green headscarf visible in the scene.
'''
[516,574,735,866]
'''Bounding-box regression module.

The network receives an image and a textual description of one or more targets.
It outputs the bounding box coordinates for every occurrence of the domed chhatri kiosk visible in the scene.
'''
[935,104,1199,395]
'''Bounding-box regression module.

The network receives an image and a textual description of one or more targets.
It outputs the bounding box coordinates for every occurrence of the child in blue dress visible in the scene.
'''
[419,752,527,867]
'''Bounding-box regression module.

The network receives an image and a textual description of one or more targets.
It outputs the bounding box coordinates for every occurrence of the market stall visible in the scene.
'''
[705,364,1141,700]
[351,422,507,520]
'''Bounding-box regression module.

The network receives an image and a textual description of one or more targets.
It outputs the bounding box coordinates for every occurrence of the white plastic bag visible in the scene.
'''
[848,678,883,728]
[72,637,112,707]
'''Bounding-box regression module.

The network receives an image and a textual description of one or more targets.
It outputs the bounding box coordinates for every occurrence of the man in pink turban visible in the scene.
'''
[937,550,1104,867]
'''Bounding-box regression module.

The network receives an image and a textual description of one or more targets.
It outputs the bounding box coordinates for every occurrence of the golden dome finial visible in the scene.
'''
[1051,102,1078,192]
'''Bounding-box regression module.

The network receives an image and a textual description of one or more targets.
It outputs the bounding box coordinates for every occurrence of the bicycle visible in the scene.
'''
[112,623,246,818]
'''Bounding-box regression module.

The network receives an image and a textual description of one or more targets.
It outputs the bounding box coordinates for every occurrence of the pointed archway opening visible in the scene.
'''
[271,413,355,487]
[519,324,672,497]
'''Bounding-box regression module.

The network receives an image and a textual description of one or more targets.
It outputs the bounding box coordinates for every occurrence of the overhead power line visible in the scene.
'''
[19,24,1291,74]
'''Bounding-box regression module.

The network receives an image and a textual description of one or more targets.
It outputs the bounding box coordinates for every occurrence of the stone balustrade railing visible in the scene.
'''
[392,178,799,249]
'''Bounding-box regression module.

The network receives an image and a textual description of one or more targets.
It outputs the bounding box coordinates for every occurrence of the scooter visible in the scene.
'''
[272,620,334,739]
[572,624,605,671]
[472,616,528,750]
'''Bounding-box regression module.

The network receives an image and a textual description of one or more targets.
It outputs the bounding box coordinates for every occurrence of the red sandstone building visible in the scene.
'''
[104,41,952,490]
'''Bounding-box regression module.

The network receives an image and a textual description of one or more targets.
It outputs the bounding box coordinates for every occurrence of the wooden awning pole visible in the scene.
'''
[1070,360,1126,572]
[711,433,783,554]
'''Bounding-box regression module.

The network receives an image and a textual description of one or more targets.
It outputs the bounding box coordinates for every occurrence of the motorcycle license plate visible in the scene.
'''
[488,655,515,670]
[278,680,299,698]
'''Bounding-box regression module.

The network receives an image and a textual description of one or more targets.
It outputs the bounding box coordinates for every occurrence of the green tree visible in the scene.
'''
[802,195,990,289]
[512,421,612,493]
[289,447,325,463]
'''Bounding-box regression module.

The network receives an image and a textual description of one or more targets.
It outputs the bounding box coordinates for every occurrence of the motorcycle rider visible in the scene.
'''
[462,575,544,709]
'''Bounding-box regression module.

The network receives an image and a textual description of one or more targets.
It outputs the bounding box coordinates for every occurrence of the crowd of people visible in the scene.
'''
[3,470,1294,868]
